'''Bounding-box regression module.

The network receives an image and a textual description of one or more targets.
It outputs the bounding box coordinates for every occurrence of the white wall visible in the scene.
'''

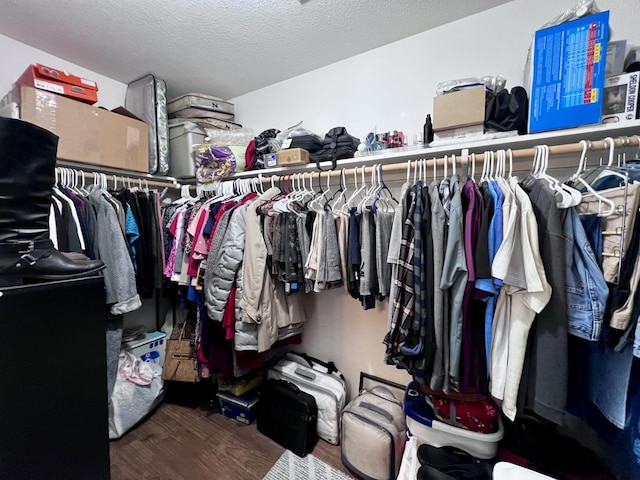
[231,0,640,142]
[230,0,640,395]
[0,33,127,109]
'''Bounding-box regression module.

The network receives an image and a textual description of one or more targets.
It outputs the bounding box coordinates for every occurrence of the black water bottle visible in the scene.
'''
[423,114,434,145]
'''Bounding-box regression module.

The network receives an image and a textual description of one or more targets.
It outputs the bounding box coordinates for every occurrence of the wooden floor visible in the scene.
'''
[110,401,353,479]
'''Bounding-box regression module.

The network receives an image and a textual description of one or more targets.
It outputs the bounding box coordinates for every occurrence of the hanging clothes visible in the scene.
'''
[239,187,307,353]
[519,177,568,425]
[87,185,141,315]
[384,187,417,367]
[429,180,448,392]
[440,174,468,389]
[459,179,485,394]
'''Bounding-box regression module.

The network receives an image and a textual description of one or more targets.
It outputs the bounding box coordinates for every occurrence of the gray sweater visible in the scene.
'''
[88,186,141,314]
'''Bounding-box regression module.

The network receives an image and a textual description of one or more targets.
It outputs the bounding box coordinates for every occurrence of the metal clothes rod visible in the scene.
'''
[54,166,181,190]
[241,134,640,183]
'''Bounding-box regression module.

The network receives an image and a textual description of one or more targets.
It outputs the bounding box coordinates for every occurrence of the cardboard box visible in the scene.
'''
[216,391,259,425]
[4,86,148,172]
[17,63,99,104]
[432,87,486,131]
[218,373,263,397]
[277,148,309,166]
[529,11,610,133]
[123,331,167,366]
[601,71,639,124]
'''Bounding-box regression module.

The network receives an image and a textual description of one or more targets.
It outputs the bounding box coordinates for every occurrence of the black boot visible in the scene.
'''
[0,117,105,286]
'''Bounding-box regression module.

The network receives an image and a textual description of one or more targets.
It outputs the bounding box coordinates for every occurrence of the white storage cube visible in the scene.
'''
[168,121,206,178]
[123,331,167,366]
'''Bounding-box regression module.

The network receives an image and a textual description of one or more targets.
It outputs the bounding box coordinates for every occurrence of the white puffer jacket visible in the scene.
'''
[205,203,249,322]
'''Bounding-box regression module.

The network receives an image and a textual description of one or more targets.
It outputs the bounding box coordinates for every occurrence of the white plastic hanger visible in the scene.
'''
[343,167,361,213]
[605,137,615,167]
[571,140,616,216]
[173,184,194,205]
[307,171,327,213]
[331,169,349,213]
[357,165,377,212]
[480,151,488,183]
[471,153,476,182]
[256,174,265,194]
[545,144,582,207]
[576,137,629,188]
[535,145,575,207]
[77,171,90,196]
[460,150,469,180]
[486,151,495,182]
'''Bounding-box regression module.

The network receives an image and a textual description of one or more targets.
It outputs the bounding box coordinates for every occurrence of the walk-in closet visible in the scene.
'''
[2,1,640,479]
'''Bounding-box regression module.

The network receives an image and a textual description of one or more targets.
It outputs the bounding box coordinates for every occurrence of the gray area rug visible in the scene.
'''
[263,450,353,480]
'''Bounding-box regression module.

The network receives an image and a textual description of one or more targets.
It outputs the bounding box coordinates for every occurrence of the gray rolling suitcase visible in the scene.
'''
[125,74,169,175]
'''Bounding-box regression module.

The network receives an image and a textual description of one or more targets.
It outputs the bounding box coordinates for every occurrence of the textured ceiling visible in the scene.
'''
[0,0,512,100]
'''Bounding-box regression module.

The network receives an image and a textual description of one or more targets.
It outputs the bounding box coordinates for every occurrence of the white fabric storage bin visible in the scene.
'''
[404,384,504,460]
[168,121,206,178]
[341,387,406,480]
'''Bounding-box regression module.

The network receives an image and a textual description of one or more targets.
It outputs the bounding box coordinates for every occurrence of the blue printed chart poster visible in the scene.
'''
[529,11,609,133]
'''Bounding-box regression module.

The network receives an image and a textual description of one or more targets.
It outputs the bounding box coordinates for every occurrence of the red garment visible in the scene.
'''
[235,335,303,369]
[222,283,236,340]
[430,394,499,434]
[168,208,182,236]
[187,205,210,277]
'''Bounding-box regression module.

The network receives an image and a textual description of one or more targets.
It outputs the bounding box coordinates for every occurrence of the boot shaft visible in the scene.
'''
[0,118,59,244]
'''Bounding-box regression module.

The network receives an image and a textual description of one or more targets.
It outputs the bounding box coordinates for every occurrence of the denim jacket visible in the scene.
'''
[564,207,609,341]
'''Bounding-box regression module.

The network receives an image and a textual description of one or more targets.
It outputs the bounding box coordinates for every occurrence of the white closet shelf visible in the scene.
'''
[229,120,640,179]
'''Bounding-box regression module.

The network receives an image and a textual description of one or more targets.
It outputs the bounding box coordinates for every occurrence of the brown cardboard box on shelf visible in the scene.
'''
[3,86,148,172]
[432,86,486,131]
[277,148,309,166]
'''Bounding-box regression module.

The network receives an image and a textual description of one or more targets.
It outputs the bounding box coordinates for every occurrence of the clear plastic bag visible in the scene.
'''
[108,352,165,439]
[436,75,506,95]
[524,1,601,87]
[274,120,303,149]
[192,144,236,183]
[540,0,600,29]
[199,128,255,174]
[273,121,323,151]
[204,127,255,147]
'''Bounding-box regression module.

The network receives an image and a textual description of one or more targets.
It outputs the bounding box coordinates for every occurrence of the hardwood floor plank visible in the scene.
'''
[110,402,354,479]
